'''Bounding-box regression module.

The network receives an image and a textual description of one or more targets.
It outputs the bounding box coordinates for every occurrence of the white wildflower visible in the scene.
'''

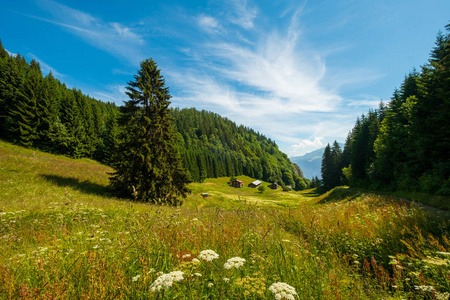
[269,282,298,300]
[224,257,246,270]
[192,258,200,264]
[208,282,214,287]
[191,218,199,221]
[182,254,191,259]
[414,285,434,292]
[194,273,202,277]
[436,292,450,300]
[223,277,230,282]
[132,274,141,282]
[150,271,184,292]
[198,250,219,262]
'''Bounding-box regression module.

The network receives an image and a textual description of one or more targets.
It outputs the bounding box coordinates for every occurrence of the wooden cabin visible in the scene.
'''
[229,179,244,188]
[248,180,262,188]
[268,182,279,190]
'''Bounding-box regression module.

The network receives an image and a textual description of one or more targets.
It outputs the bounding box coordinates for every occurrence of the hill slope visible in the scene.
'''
[172,108,305,188]
[1,140,448,299]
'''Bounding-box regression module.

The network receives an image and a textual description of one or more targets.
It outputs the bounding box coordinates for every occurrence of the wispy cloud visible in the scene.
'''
[30,0,145,65]
[227,0,258,29]
[196,14,223,34]
[171,7,342,122]
[27,53,63,77]
[347,94,383,107]
[91,84,127,104]
[5,49,17,57]
[168,3,384,155]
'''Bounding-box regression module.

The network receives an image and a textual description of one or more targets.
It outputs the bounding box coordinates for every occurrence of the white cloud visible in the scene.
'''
[33,0,145,65]
[171,9,343,121]
[27,53,63,77]
[5,49,17,57]
[347,94,382,107]
[197,14,223,34]
[91,84,127,105]
[289,137,325,156]
[227,0,257,29]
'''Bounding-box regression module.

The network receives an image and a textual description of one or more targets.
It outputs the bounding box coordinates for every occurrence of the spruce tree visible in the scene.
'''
[321,143,333,190]
[109,59,190,205]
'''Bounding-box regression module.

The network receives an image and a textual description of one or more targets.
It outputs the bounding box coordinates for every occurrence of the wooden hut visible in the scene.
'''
[229,179,244,188]
[248,180,262,188]
[268,182,279,190]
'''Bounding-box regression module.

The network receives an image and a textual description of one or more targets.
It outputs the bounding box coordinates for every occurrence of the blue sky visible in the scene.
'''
[1,0,449,156]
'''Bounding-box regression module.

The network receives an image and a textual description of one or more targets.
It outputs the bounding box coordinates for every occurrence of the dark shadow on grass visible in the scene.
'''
[40,174,110,198]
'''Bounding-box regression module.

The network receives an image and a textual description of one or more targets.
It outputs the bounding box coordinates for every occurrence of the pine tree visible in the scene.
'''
[109,59,190,205]
[321,143,333,189]
[330,141,343,187]
[9,61,42,147]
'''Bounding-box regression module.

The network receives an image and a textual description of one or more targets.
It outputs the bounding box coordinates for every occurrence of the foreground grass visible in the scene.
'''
[1,140,449,299]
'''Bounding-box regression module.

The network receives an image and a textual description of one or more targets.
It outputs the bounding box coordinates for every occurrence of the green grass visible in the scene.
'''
[1,140,449,299]
[185,176,315,209]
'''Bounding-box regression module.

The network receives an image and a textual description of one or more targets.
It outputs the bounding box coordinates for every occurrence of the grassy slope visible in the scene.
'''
[1,140,449,299]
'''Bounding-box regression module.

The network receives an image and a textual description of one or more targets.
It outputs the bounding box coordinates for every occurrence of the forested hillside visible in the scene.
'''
[0,39,305,189]
[321,24,450,195]
[0,40,118,160]
[172,108,305,187]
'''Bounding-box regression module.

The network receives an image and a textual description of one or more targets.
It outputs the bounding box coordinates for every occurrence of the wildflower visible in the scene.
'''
[192,258,200,263]
[194,273,202,277]
[132,274,141,282]
[208,282,214,287]
[198,250,219,262]
[191,218,199,221]
[223,277,230,282]
[269,282,298,300]
[150,271,184,292]
[224,257,246,270]
[436,292,450,300]
[182,254,191,259]
[93,245,99,249]
[414,285,434,292]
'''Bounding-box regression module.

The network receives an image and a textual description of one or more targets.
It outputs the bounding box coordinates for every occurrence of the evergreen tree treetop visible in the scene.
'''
[109,58,190,205]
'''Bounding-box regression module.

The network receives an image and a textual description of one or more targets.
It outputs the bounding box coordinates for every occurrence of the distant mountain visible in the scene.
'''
[290,143,344,180]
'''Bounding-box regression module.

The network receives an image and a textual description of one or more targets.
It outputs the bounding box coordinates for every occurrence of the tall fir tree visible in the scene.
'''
[321,143,333,189]
[9,60,42,147]
[109,59,190,205]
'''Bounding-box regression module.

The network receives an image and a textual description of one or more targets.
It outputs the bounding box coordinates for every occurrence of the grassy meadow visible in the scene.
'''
[0,140,449,299]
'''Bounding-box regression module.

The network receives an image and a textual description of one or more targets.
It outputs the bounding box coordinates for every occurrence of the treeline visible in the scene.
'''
[172,108,307,189]
[0,39,307,189]
[321,24,450,195]
[0,40,119,160]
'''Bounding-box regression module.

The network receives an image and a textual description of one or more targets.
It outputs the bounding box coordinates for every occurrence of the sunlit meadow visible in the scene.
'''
[0,140,449,299]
